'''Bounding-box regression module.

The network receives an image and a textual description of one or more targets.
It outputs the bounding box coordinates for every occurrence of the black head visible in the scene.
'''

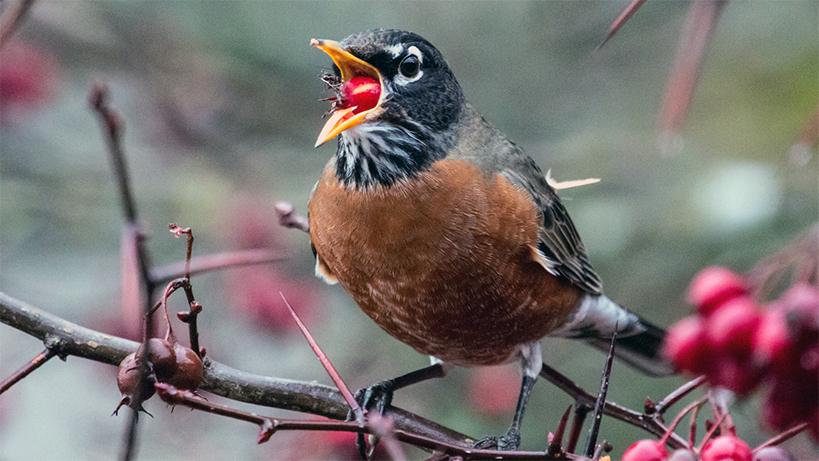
[313,29,466,189]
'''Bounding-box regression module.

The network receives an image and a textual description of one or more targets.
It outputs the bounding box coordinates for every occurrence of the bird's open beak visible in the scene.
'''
[312,39,385,147]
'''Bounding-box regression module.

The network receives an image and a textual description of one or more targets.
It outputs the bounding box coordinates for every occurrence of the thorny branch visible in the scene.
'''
[0,292,474,450]
[90,83,155,461]
[1,289,715,458]
[150,248,288,285]
[0,348,57,395]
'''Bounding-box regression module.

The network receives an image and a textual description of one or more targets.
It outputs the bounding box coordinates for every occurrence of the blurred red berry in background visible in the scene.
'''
[467,365,521,416]
[0,41,60,124]
[664,316,709,374]
[688,266,747,317]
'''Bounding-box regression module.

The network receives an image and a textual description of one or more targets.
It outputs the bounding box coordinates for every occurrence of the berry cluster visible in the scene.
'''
[115,337,203,415]
[664,267,819,437]
[623,436,795,461]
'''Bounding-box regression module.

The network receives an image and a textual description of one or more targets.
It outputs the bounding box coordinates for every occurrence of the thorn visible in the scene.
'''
[547,405,573,456]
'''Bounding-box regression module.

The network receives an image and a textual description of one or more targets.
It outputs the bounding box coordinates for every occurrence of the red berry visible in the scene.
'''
[340,76,380,114]
[467,366,520,415]
[701,436,752,461]
[753,306,794,372]
[709,355,761,395]
[688,267,747,316]
[137,338,177,381]
[622,439,668,461]
[760,378,816,431]
[166,343,203,391]
[705,297,760,355]
[664,316,709,374]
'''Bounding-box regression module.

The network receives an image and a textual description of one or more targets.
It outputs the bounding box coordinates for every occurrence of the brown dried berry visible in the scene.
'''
[137,338,177,382]
[166,343,203,391]
[114,352,155,415]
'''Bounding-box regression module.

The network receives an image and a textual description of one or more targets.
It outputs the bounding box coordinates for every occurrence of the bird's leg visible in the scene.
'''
[348,362,447,459]
[474,342,542,451]
[346,362,447,420]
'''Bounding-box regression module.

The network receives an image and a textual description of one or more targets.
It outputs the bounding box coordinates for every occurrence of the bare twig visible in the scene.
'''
[90,84,157,461]
[653,375,707,417]
[547,405,572,456]
[168,224,201,356]
[539,363,687,449]
[275,201,310,233]
[663,396,707,447]
[566,404,589,454]
[744,223,819,301]
[696,412,727,451]
[280,293,365,423]
[0,348,57,395]
[583,331,616,457]
[657,0,728,155]
[753,422,810,452]
[0,291,473,448]
[155,383,578,460]
[150,248,288,284]
[0,0,37,47]
[597,0,648,49]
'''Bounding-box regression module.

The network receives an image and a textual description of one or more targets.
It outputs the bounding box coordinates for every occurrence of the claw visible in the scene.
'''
[473,428,521,451]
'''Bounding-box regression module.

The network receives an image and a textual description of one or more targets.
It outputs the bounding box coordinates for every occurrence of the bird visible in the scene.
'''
[306,29,671,451]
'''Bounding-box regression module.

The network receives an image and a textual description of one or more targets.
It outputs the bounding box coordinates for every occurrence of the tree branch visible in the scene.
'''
[0,291,473,448]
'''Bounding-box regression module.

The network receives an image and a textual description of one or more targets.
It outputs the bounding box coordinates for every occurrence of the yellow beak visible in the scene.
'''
[311,39,384,147]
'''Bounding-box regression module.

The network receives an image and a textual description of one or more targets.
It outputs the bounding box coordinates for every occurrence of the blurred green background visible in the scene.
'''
[1,1,817,459]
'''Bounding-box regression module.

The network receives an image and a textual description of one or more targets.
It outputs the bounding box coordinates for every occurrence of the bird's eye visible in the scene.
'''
[399,55,420,78]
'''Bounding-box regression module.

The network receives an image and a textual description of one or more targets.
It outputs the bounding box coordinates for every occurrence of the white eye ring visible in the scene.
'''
[394,46,424,86]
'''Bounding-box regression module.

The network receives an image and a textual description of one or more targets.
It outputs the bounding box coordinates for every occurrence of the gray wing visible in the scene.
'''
[499,154,603,296]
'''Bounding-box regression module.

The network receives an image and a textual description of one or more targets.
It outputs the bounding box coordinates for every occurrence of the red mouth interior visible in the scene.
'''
[339,76,381,114]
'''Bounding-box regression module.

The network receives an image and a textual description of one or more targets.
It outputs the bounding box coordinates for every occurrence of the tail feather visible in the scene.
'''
[585,317,672,377]
[551,294,674,377]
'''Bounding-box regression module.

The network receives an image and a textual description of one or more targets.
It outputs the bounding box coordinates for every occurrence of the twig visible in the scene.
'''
[662,396,707,447]
[150,249,288,284]
[744,223,819,301]
[657,0,728,155]
[168,224,201,356]
[583,330,616,457]
[0,348,57,395]
[547,405,572,456]
[539,363,687,449]
[652,375,707,417]
[280,293,364,423]
[0,0,37,47]
[0,291,473,448]
[566,404,589,454]
[275,201,310,233]
[753,422,810,452]
[155,383,574,460]
[597,0,648,49]
[89,83,155,461]
[696,412,727,450]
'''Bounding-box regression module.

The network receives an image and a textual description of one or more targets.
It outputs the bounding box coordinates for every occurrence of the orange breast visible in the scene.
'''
[308,159,581,365]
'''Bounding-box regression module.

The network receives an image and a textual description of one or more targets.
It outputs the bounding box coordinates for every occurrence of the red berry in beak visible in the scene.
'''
[340,76,380,114]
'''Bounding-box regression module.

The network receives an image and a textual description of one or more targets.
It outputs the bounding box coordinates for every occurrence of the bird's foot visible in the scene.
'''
[473,428,521,451]
[345,380,396,421]
[345,381,396,459]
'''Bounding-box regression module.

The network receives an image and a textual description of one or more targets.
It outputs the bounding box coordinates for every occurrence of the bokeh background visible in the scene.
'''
[1,1,817,459]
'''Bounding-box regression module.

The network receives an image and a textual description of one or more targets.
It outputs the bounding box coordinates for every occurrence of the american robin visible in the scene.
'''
[307,29,671,451]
